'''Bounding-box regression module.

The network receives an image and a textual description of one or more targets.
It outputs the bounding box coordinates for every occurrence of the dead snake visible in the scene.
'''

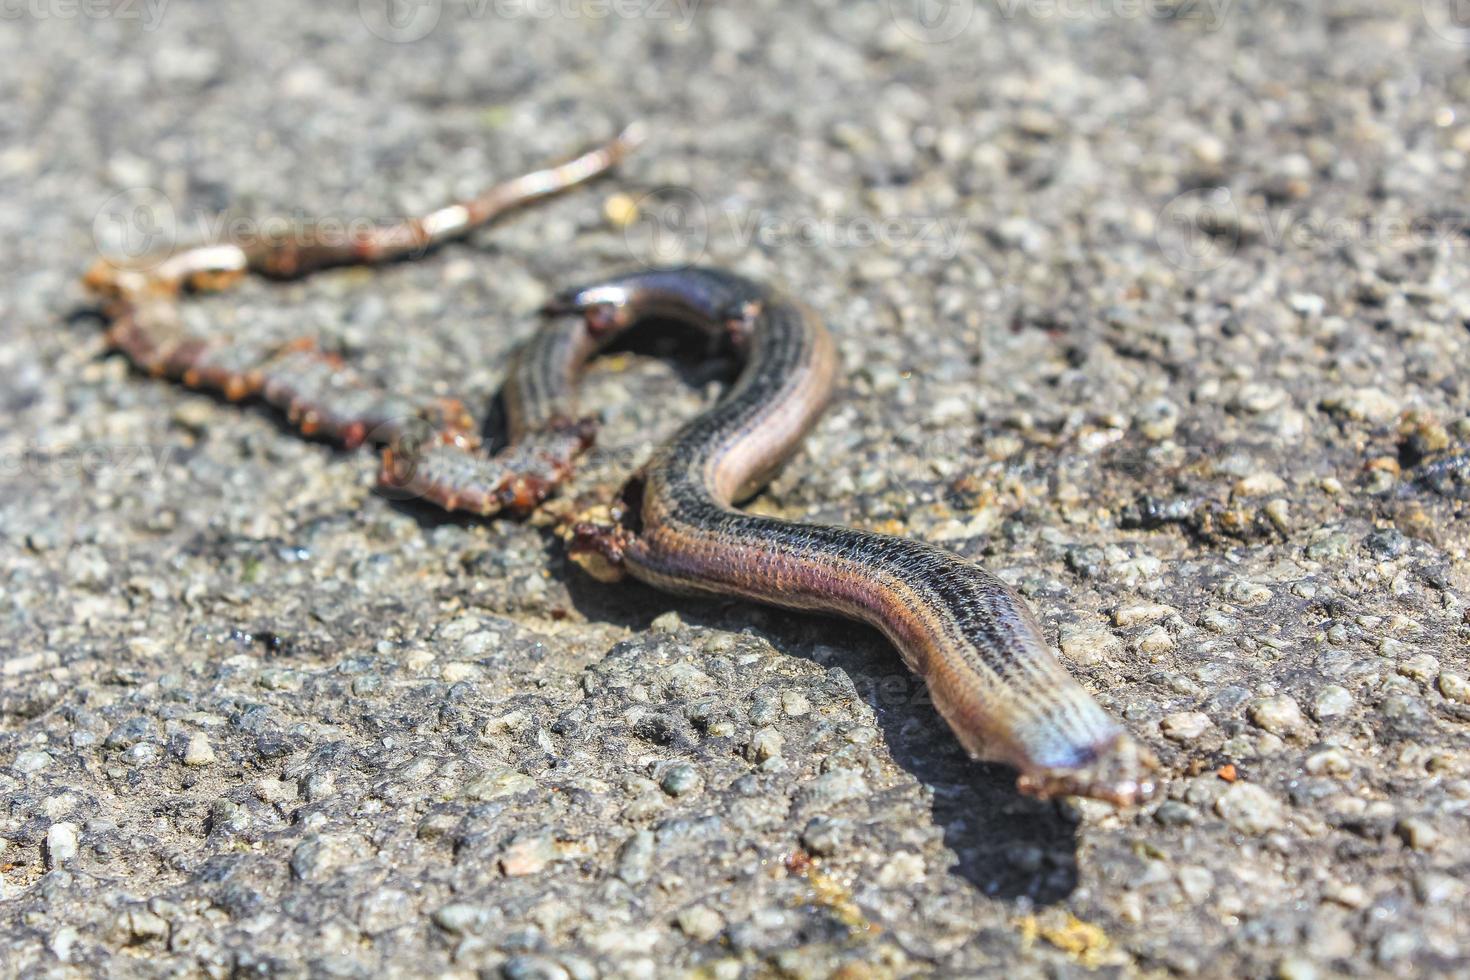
[83,136,1157,805]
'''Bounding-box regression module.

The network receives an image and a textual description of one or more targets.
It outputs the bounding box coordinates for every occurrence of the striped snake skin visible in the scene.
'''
[553,268,1158,805]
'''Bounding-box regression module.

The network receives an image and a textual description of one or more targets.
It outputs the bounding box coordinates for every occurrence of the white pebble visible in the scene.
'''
[45,822,79,868]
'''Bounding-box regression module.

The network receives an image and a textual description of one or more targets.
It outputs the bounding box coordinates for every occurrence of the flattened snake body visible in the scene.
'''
[84,135,1157,805]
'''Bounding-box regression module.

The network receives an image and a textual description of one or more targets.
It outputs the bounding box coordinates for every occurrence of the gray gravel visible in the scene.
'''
[4,1,1470,976]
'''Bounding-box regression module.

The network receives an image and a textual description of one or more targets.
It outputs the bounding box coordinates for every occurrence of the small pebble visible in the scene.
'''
[417,812,458,841]
[1231,383,1288,414]
[1276,955,1319,980]
[877,852,925,887]
[1287,293,1325,318]
[800,816,849,857]
[1220,579,1272,605]
[1160,711,1212,741]
[658,763,702,798]
[1396,655,1439,683]
[1323,880,1368,908]
[300,772,334,802]
[1414,871,1463,905]
[1215,783,1285,834]
[800,770,868,811]
[1176,866,1213,903]
[745,727,784,763]
[117,906,170,945]
[501,955,570,980]
[676,906,724,942]
[1133,625,1174,654]
[1153,801,1197,827]
[1233,472,1287,497]
[432,903,488,935]
[603,192,639,228]
[616,829,656,885]
[1264,499,1291,531]
[105,717,155,750]
[290,836,336,880]
[182,733,215,766]
[45,822,79,868]
[1249,695,1305,735]
[1113,602,1176,627]
[1380,694,1429,726]
[1312,686,1354,720]
[1305,532,1352,562]
[1363,528,1409,560]
[499,833,556,877]
[48,927,80,963]
[125,743,160,765]
[781,691,811,717]
[1377,932,1420,966]
[1058,624,1123,666]
[12,749,52,774]
[1304,749,1352,777]
[458,630,499,657]
[463,768,535,801]
[651,611,683,633]
[1437,673,1469,703]
[441,662,482,684]
[1134,398,1180,440]
[1321,387,1399,423]
[1395,816,1441,851]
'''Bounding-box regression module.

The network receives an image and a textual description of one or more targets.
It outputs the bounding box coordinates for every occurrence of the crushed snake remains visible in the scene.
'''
[82,131,1158,805]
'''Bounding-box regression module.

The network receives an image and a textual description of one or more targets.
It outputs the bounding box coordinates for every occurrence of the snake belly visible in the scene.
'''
[540,267,1157,805]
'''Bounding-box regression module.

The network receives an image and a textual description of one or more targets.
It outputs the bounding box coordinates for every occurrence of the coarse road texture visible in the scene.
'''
[2,2,1469,977]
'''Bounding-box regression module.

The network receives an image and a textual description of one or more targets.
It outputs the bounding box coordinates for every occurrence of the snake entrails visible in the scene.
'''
[83,136,1157,805]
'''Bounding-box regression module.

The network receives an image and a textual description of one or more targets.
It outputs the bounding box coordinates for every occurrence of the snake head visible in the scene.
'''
[1015,733,1160,807]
